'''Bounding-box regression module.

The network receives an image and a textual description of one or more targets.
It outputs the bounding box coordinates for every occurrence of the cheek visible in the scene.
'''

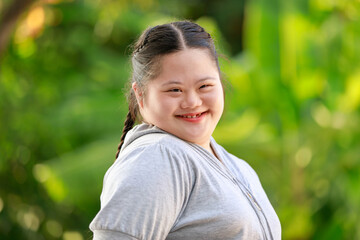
[144,93,176,117]
[205,88,224,110]
[156,102,174,116]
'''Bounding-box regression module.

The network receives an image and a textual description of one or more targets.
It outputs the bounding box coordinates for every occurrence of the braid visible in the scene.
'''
[115,26,156,160]
[133,26,155,55]
[115,111,135,160]
[115,90,139,160]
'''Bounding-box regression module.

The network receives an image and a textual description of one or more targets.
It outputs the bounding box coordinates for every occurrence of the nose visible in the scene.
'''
[180,91,202,109]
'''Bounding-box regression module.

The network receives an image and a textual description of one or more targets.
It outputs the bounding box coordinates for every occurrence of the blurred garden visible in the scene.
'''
[1,0,360,239]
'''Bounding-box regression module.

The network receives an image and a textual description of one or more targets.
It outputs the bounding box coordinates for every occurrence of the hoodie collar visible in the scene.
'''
[120,123,165,153]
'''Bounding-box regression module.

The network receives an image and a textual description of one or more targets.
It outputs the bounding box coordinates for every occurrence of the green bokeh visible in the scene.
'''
[1,0,359,239]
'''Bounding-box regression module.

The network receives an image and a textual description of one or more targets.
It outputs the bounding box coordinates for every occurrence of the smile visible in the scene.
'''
[179,113,202,118]
[176,111,207,120]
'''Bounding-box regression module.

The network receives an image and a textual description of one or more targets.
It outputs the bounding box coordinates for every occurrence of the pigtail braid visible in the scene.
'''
[115,88,138,160]
[115,27,155,160]
[115,110,136,160]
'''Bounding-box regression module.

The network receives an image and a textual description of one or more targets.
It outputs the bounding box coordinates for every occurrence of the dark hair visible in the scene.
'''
[115,20,221,159]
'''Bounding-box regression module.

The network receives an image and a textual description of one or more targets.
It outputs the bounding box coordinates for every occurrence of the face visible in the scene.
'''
[133,48,224,151]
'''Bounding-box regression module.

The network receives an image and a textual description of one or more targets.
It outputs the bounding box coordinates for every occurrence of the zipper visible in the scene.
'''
[191,142,274,240]
[246,190,262,211]
[231,176,270,240]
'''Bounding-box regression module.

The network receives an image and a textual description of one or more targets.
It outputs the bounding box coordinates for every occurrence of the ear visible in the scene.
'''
[132,82,144,108]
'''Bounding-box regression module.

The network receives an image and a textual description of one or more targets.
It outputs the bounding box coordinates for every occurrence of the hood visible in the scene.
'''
[120,123,166,152]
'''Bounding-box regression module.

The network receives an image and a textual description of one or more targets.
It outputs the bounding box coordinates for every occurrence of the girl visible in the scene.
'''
[90,20,281,240]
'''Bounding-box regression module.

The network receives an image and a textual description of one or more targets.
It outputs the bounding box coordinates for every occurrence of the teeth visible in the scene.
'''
[182,113,201,118]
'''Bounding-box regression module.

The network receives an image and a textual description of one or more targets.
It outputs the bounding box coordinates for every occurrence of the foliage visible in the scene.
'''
[0,0,359,239]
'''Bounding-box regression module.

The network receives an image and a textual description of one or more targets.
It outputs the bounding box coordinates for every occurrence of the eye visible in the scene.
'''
[168,88,182,92]
[200,84,211,89]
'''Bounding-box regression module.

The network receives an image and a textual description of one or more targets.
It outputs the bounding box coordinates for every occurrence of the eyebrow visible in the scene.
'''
[161,77,217,86]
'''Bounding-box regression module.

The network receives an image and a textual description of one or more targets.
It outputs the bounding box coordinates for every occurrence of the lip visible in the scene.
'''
[175,111,208,122]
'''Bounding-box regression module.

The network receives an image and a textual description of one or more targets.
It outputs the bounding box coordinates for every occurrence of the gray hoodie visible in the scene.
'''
[90,124,281,240]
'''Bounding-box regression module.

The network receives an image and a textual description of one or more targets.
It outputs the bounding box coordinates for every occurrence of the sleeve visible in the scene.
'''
[89,144,193,240]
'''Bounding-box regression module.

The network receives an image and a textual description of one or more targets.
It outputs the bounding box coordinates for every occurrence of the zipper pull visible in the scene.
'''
[246,191,262,211]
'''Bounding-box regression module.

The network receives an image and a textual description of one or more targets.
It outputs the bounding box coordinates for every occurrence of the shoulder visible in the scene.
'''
[119,131,192,164]
[110,134,192,174]
[229,152,260,180]
[91,134,192,239]
[104,133,195,197]
[212,140,261,182]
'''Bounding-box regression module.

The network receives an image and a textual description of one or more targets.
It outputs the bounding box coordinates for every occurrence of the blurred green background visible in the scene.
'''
[1,0,359,239]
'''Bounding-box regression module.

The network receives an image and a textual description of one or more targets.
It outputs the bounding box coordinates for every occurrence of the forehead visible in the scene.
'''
[153,48,220,83]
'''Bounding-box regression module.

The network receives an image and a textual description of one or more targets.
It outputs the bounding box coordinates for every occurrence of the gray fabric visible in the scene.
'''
[90,124,281,240]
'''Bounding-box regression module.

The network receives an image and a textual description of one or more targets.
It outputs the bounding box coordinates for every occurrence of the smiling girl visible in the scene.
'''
[90,21,281,240]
